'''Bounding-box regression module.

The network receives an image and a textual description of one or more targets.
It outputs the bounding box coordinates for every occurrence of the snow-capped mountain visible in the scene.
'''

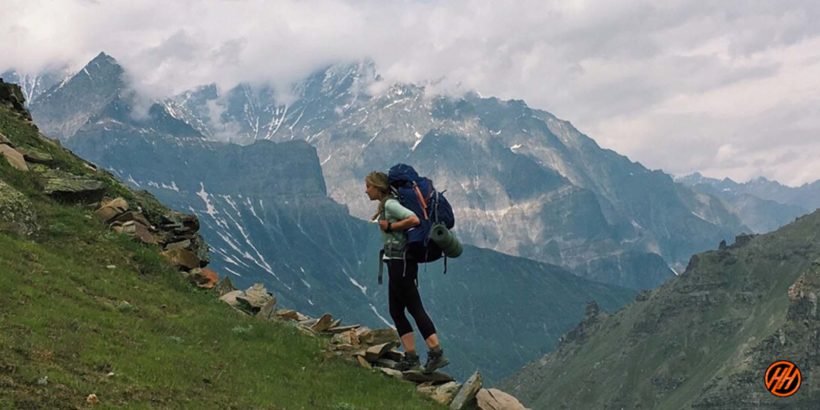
[28,53,751,291]
[163,62,747,289]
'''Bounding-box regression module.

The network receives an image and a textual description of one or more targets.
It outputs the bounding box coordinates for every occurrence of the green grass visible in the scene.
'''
[0,105,442,409]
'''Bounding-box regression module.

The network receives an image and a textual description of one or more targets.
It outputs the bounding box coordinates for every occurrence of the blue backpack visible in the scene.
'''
[387,163,455,264]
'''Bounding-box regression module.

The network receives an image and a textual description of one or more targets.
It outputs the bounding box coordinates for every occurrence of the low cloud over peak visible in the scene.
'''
[3,0,819,185]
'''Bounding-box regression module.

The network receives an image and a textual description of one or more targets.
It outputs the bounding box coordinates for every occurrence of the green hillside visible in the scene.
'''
[0,84,441,409]
[502,204,820,408]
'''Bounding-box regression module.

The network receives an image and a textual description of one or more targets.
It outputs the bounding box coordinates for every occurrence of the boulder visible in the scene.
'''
[0,144,28,171]
[160,248,200,270]
[373,358,399,369]
[417,381,461,406]
[402,370,455,384]
[188,267,219,289]
[41,170,105,203]
[356,356,372,369]
[132,221,158,244]
[365,342,398,362]
[19,146,54,165]
[378,367,404,380]
[476,388,528,410]
[330,330,359,346]
[327,324,361,333]
[275,309,301,321]
[214,276,237,296]
[310,313,334,332]
[450,371,483,410]
[111,210,152,228]
[255,298,277,320]
[219,290,244,307]
[359,328,399,345]
[0,179,37,236]
[164,239,191,251]
[235,283,274,312]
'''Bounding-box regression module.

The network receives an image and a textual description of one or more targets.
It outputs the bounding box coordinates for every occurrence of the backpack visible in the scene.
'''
[387,163,455,263]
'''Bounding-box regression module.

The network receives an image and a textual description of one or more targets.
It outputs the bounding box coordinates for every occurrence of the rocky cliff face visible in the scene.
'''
[501,211,820,409]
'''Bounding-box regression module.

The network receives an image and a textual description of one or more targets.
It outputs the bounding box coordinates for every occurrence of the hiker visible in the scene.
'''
[365,171,449,373]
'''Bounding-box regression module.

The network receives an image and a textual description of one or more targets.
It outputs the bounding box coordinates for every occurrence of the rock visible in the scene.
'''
[236,283,274,312]
[420,381,461,406]
[373,358,399,369]
[310,313,334,332]
[275,309,301,321]
[0,179,37,236]
[214,276,237,296]
[188,267,219,289]
[160,248,200,270]
[330,330,359,346]
[133,221,158,244]
[365,342,398,362]
[164,239,191,251]
[219,290,244,307]
[0,144,28,171]
[402,370,455,384]
[256,298,277,320]
[111,210,152,228]
[360,328,399,345]
[476,388,527,410]
[330,343,356,353]
[356,356,372,369]
[378,367,404,379]
[328,324,361,333]
[383,348,404,362]
[450,371,483,410]
[42,170,106,203]
[19,146,54,165]
[0,131,10,145]
[190,233,210,267]
[95,206,123,223]
[86,393,99,405]
[355,326,372,339]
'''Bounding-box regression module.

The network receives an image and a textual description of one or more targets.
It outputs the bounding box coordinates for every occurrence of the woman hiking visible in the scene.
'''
[365,171,449,373]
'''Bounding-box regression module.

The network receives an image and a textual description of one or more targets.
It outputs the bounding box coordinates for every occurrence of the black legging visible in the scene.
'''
[387,258,437,339]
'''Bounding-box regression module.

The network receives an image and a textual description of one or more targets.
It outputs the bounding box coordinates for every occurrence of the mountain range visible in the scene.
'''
[8,52,817,385]
[20,52,758,292]
[679,172,819,234]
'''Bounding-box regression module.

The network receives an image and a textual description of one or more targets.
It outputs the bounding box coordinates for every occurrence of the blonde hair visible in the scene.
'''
[366,171,391,220]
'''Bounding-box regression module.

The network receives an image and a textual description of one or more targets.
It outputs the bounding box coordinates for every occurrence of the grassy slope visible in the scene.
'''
[0,104,442,409]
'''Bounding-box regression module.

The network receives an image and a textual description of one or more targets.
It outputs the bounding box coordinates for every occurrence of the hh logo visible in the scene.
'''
[765,360,802,397]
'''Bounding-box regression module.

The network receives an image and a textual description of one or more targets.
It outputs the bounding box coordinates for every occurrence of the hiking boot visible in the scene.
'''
[423,348,449,374]
[395,352,421,372]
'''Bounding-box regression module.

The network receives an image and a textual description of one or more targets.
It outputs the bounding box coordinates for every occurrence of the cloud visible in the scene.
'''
[2,0,820,185]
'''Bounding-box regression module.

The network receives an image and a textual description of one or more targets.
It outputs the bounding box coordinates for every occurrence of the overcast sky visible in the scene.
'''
[3,0,819,186]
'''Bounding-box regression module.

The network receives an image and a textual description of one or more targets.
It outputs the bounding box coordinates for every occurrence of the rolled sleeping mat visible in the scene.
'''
[430,224,463,258]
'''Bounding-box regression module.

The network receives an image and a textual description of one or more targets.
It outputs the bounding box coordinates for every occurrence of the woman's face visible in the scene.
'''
[365,182,381,201]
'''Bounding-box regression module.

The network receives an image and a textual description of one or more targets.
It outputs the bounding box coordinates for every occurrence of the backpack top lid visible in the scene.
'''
[388,164,420,186]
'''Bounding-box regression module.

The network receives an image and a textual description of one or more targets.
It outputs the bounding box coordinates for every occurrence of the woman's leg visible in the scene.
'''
[387,259,415,351]
[399,259,438,341]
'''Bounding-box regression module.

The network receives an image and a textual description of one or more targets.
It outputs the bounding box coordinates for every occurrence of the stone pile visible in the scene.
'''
[218,281,528,409]
[93,196,217,289]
